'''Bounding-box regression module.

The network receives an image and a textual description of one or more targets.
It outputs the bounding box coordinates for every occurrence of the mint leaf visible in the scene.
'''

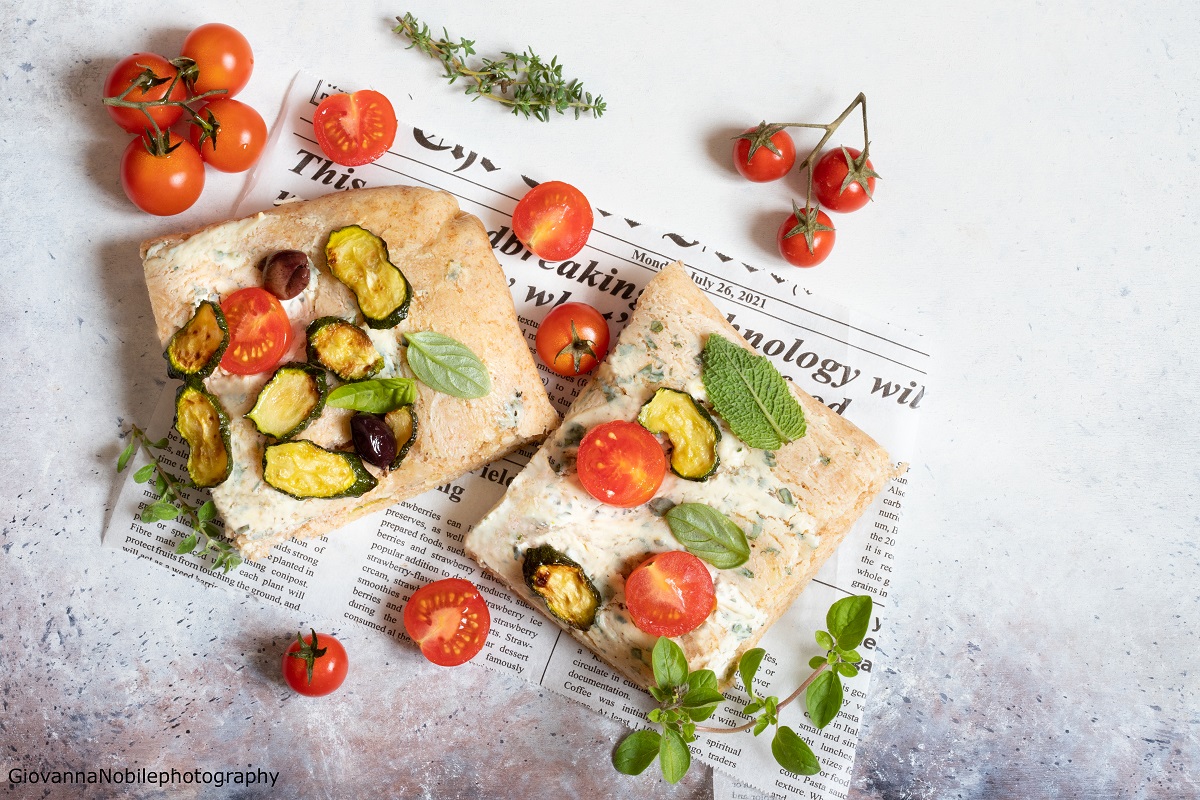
[664,503,750,569]
[701,334,805,450]
[327,378,417,413]
[658,728,691,784]
[739,647,766,696]
[827,595,873,650]
[772,725,821,776]
[613,730,661,775]
[806,670,843,729]
[404,331,490,399]
[652,637,689,690]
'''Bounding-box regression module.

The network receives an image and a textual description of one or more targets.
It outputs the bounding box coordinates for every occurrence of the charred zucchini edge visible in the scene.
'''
[261,440,378,499]
[245,363,328,440]
[306,316,385,382]
[174,383,232,488]
[522,545,602,631]
[637,387,721,481]
[165,301,229,380]
[325,225,412,329]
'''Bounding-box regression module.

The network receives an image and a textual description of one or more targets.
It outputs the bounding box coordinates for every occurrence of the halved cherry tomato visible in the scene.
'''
[180,23,254,97]
[777,204,835,268]
[313,90,397,167]
[511,181,593,262]
[576,420,666,507]
[282,630,348,697]
[403,578,491,666]
[535,302,609,377]
[189,98,267,173]
[624,551,716,638]
[812,146,878,212]
[103,53,187,134]
[119,133,204,216]
[218,288,291,375]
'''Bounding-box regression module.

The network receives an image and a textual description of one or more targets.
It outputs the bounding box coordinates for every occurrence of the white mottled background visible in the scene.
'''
[1,1,1197,798]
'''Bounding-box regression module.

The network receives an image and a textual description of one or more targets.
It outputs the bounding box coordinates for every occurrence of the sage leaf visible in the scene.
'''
[806,670,843,729]
[404,331,490,399]
[701,333,805,450]
[176,533,198,555]
[664,503,750,569]
[327,378,417,413]
[652,637,688,691]
[772,725,821,776]
[658,728,691,784]
[739,647,766,696]
[827,595,873,650]
[612,729,660,775]
[117,440,136,472]
[133,464,155,484]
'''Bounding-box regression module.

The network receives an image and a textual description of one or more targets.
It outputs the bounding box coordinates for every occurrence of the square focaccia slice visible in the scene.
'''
[141,186,558,560]
[466,261,896,689]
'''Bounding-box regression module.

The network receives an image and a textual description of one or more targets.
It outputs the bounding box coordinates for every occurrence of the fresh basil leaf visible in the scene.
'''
[681,685,724,711]
[806,670,843,729]
[327,378,417,413]
[658,728,691,784]
[738,647,766,695]
[652,637,688,691]
[827,595,873,650]
[404,331,490,399]
[701,333,805,450]
[133,463,155,484]
[175,533,198,555]
[664,503,750,569]
[683,668,722,719]
[613,729,661,775]
[772,725,821,776]
[117,440,136,472]
[815,630,834,650]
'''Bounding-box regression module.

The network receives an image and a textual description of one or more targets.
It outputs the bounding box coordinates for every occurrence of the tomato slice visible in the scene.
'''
[511,181,593,262]
[403,578,491,666]
[312,90,397,167]
[576,420,667,507]
[218,287,292,375]
[624,551,716,638]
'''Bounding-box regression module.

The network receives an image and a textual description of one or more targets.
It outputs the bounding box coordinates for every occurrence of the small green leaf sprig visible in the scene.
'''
[613,595,872,783]
[393,12,606,121]
[117,425,241,573]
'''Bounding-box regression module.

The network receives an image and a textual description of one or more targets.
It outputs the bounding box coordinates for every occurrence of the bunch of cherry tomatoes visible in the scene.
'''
[103,23,265,216]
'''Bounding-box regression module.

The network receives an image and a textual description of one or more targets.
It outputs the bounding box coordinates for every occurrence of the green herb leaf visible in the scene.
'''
[649,686,668,704]
[838,648,862,664]
[752,717,770,736]
[133,463,155,484]
[835,662,859,678]
[772,725,821,776]
[175,533,198,555]
[808,655,826,670]
[150,437,169,449]
[613,729,661,775]
[652,637,688,690]
[806,670,844,729]
[404,331,490,399]
[141,501,180,522]
[664,503,750,569]
[647,708,664,724]
[815,630,834,650]
[117,440,136,472]
[700,334,805,450]
[739,647,766,696]
[827,595,873,650]
[681,675,724,718]
[327,378,417,413]
[658,728,691,784]
[197,500,216,522]
[744,699,763,715]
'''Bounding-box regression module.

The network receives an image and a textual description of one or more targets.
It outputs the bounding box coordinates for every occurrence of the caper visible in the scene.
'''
[351,412,397,469]
[262,250,311,300]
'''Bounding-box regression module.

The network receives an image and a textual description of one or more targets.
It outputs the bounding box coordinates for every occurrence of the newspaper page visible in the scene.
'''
[105,72,928,800]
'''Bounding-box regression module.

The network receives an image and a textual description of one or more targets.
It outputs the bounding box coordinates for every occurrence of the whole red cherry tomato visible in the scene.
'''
[189,98,267,173]
[625,551,716,637]
[511,181,593,262]
[103,53,187,134]
[535,302,610,377]
[576,420,667,507]
[812,146,879,212]
[403,578,491,666]
[282,630,348,696]
[732,124,796,182]
[777,203,835,268]
[180,23,255,97]
[119,133,204,216]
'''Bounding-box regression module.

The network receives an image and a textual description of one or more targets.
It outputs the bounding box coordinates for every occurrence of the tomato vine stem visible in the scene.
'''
[102,64,227,140]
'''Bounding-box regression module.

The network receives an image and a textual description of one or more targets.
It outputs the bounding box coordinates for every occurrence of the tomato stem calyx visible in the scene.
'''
[287,629,329,686]
[103,63,228,141]
[555,321,598,373]
[782,200,834,254]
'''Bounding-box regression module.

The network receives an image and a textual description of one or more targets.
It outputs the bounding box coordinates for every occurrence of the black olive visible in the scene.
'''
[262,250,311,300]
[351,413,397,469]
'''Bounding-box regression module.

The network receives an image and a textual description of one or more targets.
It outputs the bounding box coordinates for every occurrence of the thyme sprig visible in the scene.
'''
[392,13,606,121]
[117,425,241,573]
[613,595,872,783]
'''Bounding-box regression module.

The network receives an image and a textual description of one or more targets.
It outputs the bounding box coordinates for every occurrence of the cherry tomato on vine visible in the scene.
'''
[535,302,609,377]
[624,551,716,637]
[403,578,491,667]
[189,98,267,173]
[777,203,835,268]
[103,53,187,134]
[218,287,292,375]
[180,23,254,97]
[576,420,667,507]
[812,146,879,212]
[119,133,204,216]
[511,181,593,262]
[313,90,398,167]
[732,124,796,182]
[282,630,348,696]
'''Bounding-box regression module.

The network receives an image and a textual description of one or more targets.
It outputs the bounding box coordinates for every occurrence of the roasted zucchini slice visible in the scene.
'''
[246,363,327,440]
[383,404,417,470]
[262,440,378,499]
[306,316,384,381]
[325,225,411,329]
[637,388,721,481]
[165,301,228,380]
[522,545,601,631]
[174,383,232,488]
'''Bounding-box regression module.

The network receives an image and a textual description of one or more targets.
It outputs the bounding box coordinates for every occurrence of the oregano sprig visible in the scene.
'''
[613,595,873,783]
[117,425,241,573]
[392,13,606,121]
